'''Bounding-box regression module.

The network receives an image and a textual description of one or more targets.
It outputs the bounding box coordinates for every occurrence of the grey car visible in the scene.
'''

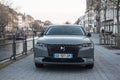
[34,25,94,69]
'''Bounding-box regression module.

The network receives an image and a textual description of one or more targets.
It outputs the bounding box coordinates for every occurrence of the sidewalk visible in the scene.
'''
[0,38,8,41]
[91,33,99,44]
[92,33,120,55]
[0,50,33,69]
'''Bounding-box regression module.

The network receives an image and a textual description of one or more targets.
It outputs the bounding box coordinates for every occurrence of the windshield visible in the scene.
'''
[45,26,85,35]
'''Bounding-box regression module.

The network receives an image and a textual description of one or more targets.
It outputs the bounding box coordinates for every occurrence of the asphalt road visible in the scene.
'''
[0,34,120,80]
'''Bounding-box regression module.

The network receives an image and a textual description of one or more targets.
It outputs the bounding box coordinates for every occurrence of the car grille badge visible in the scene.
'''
[60,46,65,51]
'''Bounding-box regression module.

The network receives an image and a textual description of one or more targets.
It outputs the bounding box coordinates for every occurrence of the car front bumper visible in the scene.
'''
[34,57,94,65]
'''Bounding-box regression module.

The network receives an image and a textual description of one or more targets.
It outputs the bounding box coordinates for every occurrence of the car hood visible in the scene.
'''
[38,35,92,44]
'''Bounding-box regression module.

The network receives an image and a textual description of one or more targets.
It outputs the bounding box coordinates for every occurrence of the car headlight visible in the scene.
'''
[36,42,46,47]
[82,43,94,48]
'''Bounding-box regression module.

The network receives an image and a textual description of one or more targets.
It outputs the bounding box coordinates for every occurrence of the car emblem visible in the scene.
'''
[60,46,65,51]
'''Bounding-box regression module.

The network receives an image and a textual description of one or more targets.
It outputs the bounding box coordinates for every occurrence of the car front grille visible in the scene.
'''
[43,58,84,62]
[47,44,79,58]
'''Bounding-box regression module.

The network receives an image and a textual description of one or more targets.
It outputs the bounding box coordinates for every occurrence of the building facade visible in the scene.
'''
[76,0,120,34]
[76,0,96,32]
[100,0,118,34]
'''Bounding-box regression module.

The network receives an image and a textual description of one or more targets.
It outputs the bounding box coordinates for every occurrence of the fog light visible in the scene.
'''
[35,57,44,62]
[87,58,93,62]
[83,58,94,62]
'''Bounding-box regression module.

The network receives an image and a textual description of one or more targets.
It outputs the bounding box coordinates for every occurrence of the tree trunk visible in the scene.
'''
[103,0,107,45]
[116,1,120,47]
[97,9,101,33]
[95,0,101,33]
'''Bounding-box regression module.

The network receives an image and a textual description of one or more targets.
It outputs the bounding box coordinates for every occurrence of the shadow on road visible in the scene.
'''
[35,65,94,73]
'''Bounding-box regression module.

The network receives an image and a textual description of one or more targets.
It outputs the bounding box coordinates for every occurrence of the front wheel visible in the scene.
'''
[35,63,44,68]
[85,64,94,69]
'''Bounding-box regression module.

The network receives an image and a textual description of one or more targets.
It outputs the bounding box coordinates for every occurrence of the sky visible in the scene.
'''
[11,0,86,24]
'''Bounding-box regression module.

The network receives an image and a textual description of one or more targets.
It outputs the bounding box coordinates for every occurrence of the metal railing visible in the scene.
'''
[99,33,120,48]
[99,23,120,48]
[0,34,38,61]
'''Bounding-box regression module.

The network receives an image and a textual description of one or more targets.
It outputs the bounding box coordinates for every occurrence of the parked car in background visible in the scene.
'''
[16,32,25,40]
[34,25,94,69]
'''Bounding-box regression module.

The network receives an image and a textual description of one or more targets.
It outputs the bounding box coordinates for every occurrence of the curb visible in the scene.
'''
[0,50,33,69]
[0,38,9,41]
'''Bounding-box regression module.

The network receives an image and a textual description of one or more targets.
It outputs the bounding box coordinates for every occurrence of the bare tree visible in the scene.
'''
[102,0,107,25]
[44,20,52,26]
[109,0,120,47]
[64,21,71,24]
[74,18,80,24]
[0,1,17,38]
[32,20,45,32]
[94,0,111,33]
[109,0,120,34]
[94,0,101,33]
[0,3,9,37]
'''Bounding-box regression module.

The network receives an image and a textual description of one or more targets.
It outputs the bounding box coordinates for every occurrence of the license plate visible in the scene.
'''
[53,53,73,58]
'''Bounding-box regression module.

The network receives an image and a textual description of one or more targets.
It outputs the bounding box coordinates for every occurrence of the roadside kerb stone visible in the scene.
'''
[0,50,33,69]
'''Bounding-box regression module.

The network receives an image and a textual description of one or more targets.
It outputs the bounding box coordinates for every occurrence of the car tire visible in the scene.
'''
[85,64,94,69]
[35,63,44,68]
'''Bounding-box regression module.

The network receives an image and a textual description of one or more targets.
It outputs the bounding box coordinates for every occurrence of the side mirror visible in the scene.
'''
[87,33,91,37]
[41,32,44,36]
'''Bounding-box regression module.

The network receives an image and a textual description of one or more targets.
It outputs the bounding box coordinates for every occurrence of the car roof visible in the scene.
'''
[48,24,83,28]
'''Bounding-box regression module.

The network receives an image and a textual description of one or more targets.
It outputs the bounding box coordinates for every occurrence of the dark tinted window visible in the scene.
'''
[45,26,85,35]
